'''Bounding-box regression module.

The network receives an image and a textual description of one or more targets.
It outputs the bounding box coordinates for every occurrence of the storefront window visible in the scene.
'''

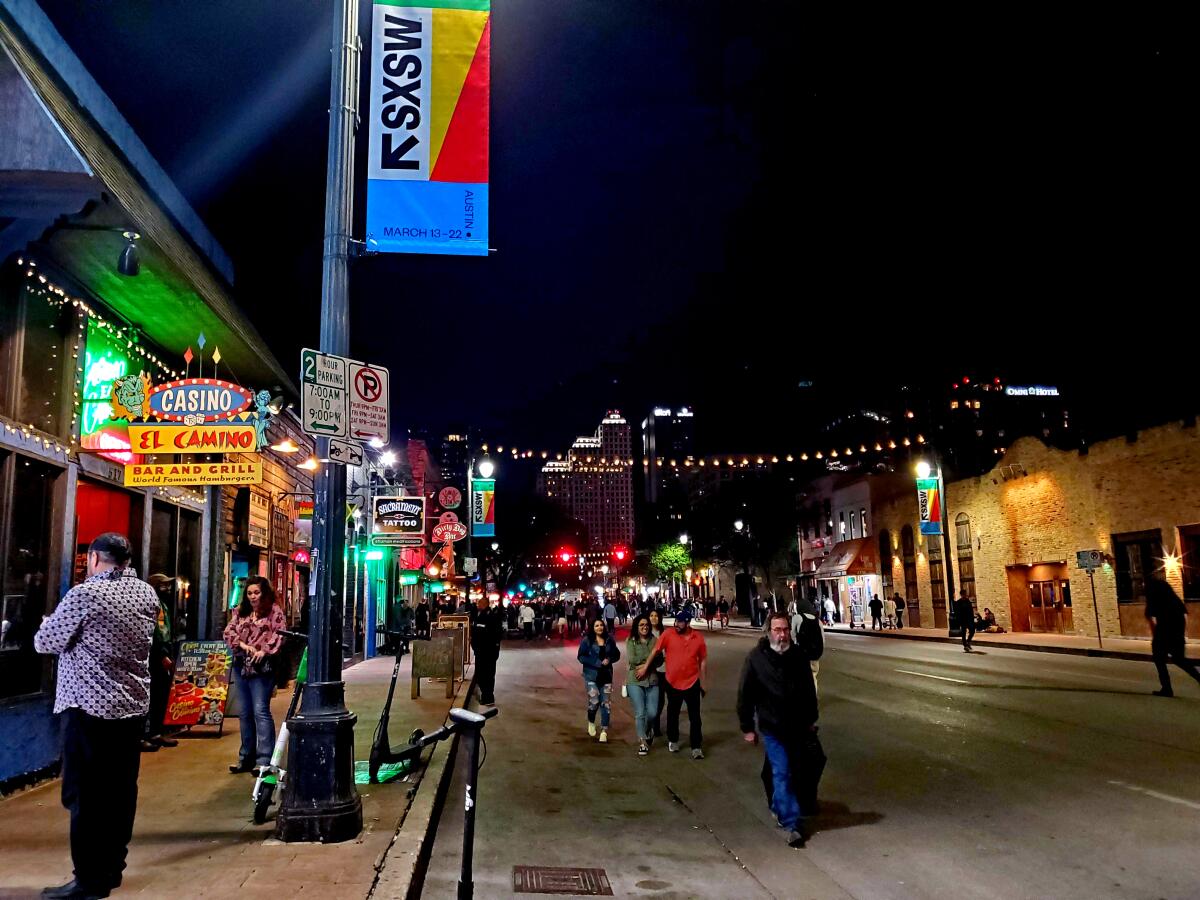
[956,513,976,601]
[17,281,71,437]
[80,319,143,464]
[928,537,947,606]
[1,455,60,699]
[901,525,918,601]
[1113,530,1162,604]
[1180,525,1200,601]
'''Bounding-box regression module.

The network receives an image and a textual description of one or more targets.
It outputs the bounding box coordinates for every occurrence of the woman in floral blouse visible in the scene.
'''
[223,576,286,774]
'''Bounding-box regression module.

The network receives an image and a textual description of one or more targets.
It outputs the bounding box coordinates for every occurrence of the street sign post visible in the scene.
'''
[348,361,389,443]
[1077,549,1106,648]
[328,437,363,466]
[301,348,349,438]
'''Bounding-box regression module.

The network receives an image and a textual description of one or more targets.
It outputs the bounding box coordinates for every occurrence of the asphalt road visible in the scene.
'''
[417,627,1200,900]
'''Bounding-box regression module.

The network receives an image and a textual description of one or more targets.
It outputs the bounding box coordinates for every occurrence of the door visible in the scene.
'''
[1028,580,1073,634]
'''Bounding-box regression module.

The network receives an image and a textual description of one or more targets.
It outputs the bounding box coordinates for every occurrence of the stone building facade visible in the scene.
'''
[872,422,1200,639]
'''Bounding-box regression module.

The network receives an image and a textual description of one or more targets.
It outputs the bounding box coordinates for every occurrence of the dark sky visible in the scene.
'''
[37,2,1190,451]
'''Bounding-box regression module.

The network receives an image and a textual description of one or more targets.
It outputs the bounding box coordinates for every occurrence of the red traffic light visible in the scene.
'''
[559,550,573,563]
[614,548,627,562]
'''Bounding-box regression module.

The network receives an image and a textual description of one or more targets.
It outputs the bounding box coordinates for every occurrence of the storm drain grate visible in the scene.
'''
[513,866,613,896]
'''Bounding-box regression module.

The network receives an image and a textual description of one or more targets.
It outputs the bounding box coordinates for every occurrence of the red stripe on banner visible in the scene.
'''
[431,17,490,183]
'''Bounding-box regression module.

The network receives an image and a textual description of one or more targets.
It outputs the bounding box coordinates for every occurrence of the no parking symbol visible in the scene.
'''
[349,361,390,442]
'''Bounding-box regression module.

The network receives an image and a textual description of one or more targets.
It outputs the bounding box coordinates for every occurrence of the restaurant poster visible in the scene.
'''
[163,641,233,728]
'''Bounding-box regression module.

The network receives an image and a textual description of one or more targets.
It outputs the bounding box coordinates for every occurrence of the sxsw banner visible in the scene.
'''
[367,0,490,256]
[916,477,942,536]
[471,478,495,537]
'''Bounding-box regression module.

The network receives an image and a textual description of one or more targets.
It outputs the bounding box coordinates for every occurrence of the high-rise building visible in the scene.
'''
[641,406,695,540]
[537,410,634,553]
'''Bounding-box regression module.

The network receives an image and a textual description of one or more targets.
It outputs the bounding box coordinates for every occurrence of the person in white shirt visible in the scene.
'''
[519,602,536,641]
[883,595,897,629]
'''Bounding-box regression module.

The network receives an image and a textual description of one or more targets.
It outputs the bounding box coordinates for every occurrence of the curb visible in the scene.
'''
[820,626,1155,662]
[368,668,473,900]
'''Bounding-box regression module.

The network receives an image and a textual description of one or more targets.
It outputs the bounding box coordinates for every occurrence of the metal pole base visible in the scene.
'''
[275,681,362,843]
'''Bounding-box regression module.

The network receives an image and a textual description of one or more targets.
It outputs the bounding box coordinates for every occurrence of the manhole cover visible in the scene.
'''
[513,866,613,896]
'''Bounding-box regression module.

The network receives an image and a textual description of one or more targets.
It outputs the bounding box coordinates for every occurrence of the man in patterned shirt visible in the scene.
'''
[35,532,157,900]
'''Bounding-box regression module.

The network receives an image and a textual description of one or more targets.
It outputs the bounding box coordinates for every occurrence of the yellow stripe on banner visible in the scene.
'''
[429,7,489,173]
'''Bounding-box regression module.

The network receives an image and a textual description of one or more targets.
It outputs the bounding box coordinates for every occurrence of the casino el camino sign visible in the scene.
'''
[108,373,273,486]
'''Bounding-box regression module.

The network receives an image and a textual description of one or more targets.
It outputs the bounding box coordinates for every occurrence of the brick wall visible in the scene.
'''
[870,422,1200,639]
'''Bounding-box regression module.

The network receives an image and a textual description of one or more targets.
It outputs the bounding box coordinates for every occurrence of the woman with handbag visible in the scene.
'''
[223,576,285,775]
[577,618,621,743]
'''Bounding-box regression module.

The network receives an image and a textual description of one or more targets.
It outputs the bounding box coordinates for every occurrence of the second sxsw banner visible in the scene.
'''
[367,0,490,256]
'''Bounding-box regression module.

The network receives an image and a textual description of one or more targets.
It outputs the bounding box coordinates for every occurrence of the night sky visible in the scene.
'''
[36,3,1189,451]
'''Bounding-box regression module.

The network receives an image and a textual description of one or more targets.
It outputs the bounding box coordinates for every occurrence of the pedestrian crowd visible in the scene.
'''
[28,530,1200,900]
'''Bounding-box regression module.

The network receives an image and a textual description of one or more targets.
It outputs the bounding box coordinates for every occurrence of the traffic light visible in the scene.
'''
[559,550,573,563]
[613,547,627,562]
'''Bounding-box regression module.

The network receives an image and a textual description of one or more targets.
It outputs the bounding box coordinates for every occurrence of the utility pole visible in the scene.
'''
[276,0,363,843]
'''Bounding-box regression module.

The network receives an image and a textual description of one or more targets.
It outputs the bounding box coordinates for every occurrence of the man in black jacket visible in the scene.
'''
[1146,576,1200,697]
[472,597,504,706]
[738,612,819,848]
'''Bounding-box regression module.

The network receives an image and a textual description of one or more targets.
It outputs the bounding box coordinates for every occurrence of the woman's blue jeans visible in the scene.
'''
[584,678,612,728]
[234,669,276,767]
[626,683,660,741]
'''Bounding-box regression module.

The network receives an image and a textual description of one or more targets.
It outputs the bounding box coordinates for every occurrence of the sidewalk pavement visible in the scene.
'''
[724,617,1179,661]
[0,653,468,899]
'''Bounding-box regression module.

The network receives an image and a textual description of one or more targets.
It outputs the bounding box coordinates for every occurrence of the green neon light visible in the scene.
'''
[366,550,384,561]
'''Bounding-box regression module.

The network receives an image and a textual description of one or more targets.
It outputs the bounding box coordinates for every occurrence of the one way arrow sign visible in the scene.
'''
[327,438,363,467]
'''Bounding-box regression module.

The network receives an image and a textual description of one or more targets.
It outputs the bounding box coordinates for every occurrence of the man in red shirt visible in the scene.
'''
[638,607,708,758]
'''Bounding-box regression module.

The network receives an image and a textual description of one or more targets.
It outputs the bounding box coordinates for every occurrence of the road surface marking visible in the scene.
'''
[895,669,971,684]
[1109,780,1200,811]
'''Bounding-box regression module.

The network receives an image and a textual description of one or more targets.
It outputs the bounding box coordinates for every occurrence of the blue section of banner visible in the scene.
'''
[366,180,489,256]
[472,522,495,538]
[919,521,942,536]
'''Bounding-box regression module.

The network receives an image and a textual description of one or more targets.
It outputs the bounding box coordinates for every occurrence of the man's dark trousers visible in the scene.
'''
[476,651,498,704]
[61,708,145,891]
[961,620,975,650]
[1153,632,1200,692]
[665,681,703,748]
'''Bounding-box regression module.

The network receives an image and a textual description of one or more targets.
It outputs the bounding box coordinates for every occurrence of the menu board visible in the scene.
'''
[163,641,233,727]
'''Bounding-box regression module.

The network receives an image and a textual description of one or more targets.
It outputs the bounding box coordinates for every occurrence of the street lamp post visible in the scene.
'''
[916,456,957,637]
[276,0,362,843]
[734,519,756,625]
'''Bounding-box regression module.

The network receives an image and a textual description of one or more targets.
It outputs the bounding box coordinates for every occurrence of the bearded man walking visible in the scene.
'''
[737,611,819,848]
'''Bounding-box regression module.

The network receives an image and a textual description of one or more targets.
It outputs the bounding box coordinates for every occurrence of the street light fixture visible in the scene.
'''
[380,451,397,467]
[734,520,744,532]
[477,457,495,479]
[915,460,932,479]
[679,533,689,545]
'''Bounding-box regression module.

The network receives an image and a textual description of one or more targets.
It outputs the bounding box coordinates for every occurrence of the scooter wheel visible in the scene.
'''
[253,782,275,824]
[409,728,424,744]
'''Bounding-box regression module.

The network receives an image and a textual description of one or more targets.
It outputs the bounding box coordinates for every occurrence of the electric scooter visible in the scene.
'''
[251,630,307,824]
[368,630,416,784]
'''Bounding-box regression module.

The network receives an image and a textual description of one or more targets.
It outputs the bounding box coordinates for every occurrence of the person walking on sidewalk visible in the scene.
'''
[893,592,905,629]
[883,594,896,629]
[519,602,535,641]
[625,615,661,755]
[472,597,504,705]
[578,618,621,742]
[1145,576,1200,697]
[790,595,825,694]
[738,612,820,849]
[639,607,708,759]
[718,596,730,628]
[822,596,836,626]
[223,577,285,775]
[34,532,158,900]
[868,594,883,630]
[604,598,618,636]
[954,589,975,652]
